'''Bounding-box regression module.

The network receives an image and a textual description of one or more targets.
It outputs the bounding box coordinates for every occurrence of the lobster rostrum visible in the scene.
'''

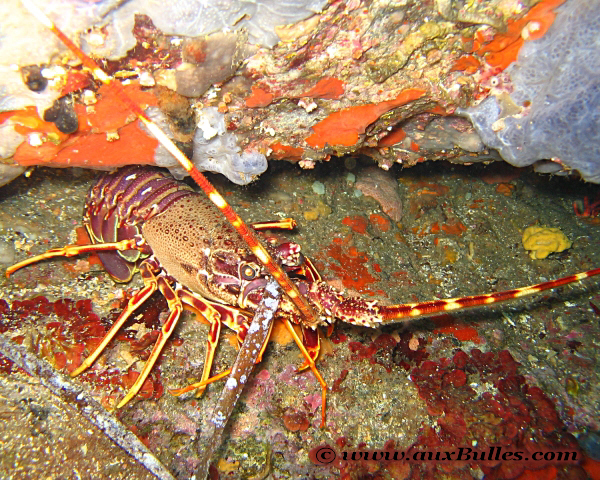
[7,165,600,424]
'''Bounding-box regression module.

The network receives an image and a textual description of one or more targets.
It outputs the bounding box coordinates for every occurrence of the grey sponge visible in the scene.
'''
[461,0,600,182]
[191,108,268,185]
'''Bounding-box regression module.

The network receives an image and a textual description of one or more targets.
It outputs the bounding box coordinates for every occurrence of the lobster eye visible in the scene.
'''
[241,264,258,280]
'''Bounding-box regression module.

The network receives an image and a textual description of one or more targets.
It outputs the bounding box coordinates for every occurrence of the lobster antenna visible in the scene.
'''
[376,268,600,324]
[18,0,319,328]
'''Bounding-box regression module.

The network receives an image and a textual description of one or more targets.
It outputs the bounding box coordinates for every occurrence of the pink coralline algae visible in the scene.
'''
[355,167,403,222]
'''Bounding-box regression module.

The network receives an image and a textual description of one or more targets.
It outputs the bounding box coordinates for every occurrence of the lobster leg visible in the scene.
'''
[172,289,253,397]
[5,239,138,277]
[170,312,274,396]
[176,295,327,424]
[251,218,297,231]
[71,260,159,377]
[283,319,328,428]
[117,275,183,408]
[296,326,321,371]
[172,290,225,398]
[193,318,222,398]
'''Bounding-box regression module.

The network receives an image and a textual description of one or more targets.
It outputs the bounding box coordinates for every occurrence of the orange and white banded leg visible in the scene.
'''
[168,290,229,398]
[117,275,184,408]
[168,321,222,399]
[5,239,138,277]
[171,290,258,397]
[251,218,297,231]
[70,261,159,378]
[170,316,275,396]
[296,326,322,371]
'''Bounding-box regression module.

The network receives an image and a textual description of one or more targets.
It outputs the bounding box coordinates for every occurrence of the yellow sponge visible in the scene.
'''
[522,226,572,260]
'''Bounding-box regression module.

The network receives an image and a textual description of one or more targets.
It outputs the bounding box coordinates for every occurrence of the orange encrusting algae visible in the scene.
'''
[13,82,160,168]
[270,142,305,161]
[495,183,515,196]
[300,77,345,100]
[245,86,274,107]
[342,215,369,234]
[454,0,566,72]
[434,324,484,344]
[324,244,379,294]
[440,219,467,236]
[61,71,92,95]
[16,121,159,167]
[478,0,565,70]
[412,217,467,238]
[83,82,158,132]
[450,54,481,74]
[378,127,407,147]
[369,214,391,232]
[305,88,426,148]
[8,107,69,141]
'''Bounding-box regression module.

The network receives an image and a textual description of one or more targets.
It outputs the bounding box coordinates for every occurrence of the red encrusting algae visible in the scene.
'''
[407,349,585,478]
[282,407,311,432]
[336,349,588,479]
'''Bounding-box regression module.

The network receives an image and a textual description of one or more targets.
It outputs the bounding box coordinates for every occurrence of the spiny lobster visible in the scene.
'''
[7,165,600,426]
[7,0,600,439]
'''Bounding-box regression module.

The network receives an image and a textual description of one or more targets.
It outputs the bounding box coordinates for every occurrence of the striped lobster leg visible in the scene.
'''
[117,272,184,408]
[71,261,159,378]
[172,289,254,398]
[5,239,139,277]
[250,219,297,231]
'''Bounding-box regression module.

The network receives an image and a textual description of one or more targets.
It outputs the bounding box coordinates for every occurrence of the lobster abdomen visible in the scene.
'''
[84,166,195,282]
